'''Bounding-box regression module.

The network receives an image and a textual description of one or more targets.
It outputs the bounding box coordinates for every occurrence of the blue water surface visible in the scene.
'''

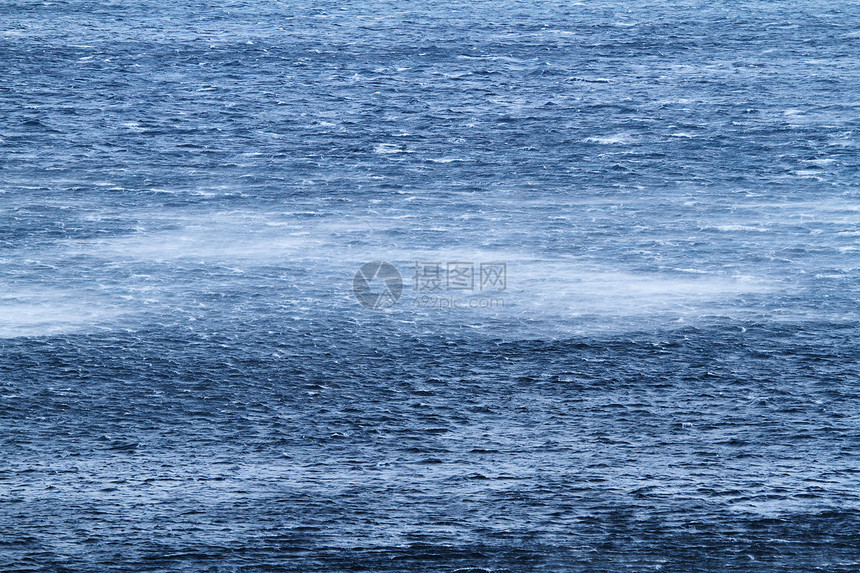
[1,1,859,571]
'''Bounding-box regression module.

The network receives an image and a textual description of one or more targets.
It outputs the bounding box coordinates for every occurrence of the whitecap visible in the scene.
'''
[583,134,633,145]
[373,143,413,154]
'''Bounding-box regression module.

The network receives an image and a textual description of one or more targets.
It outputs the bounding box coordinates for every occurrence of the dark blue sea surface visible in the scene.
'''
[2,1,859,571]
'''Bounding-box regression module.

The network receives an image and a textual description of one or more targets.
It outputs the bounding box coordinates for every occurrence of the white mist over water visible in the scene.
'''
[1,199,835,338]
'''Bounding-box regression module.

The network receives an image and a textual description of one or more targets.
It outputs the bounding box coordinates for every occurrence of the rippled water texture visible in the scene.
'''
[2,1,859,571]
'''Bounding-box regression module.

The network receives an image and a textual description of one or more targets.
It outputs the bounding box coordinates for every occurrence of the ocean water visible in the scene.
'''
[2,1,859,571]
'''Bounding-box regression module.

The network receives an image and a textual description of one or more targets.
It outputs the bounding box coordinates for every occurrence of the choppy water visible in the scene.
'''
[2,1,859,571]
